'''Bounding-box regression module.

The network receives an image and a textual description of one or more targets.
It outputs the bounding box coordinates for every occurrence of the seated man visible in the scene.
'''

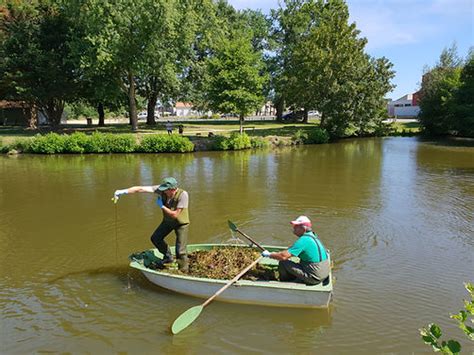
[261,216,329,285]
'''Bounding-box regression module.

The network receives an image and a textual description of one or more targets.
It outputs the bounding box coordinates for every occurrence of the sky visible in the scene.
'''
[228,0,473,100]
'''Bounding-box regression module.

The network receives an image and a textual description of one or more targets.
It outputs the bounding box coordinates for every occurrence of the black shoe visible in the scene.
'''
[155,257,173,269]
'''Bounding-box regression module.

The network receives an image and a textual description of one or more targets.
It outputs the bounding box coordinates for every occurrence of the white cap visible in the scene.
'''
[290,216,312,227]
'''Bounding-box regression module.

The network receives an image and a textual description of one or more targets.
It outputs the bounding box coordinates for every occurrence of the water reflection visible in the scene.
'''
[1,137,473,353]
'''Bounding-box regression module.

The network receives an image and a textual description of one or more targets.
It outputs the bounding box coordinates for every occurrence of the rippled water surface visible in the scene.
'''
[1,137,473,353]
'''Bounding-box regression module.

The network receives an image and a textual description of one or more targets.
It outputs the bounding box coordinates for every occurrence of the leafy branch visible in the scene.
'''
[420,282,473,354]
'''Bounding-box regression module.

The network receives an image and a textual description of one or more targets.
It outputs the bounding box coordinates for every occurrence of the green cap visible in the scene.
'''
[157,177,178,191]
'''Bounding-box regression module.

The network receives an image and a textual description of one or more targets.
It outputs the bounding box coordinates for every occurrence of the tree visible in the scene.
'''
[0,1,82,126]
[185,3,271,115]
[139,0,215,126]
[452,49,474,137]
[206,29,267,133]
[76,0,193,131]
[418,44,463,136]
[273,0,394,137]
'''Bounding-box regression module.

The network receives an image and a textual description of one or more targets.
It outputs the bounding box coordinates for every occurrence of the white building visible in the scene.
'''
[174,102,194,117]
[387,93,420,118]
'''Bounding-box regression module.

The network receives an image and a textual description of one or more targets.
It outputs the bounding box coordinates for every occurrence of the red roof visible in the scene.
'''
[175,102,193,108]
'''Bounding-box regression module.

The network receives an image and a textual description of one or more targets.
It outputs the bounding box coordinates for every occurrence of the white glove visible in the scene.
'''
[114,189,128,198]
[261,250,271,258]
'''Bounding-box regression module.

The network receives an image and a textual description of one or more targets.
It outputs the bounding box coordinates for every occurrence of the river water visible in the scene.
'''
[1,137,473,353]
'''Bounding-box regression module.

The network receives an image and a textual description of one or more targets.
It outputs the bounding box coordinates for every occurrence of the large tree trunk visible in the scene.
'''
[275,97,284,122]
[97,103,105,127]
[27,103,37,129]
[127,71,138,131]
[320,112,326,128]
[239,114,244,134]
[302,108,308,123]
[43,99,65,127]
[146,93,157,125]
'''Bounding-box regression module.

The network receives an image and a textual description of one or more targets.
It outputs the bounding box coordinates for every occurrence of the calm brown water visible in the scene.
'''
[1,137,473,353]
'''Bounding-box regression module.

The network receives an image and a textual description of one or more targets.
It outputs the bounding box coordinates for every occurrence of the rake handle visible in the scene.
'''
[202,256,263,308]
[234,228,266,252]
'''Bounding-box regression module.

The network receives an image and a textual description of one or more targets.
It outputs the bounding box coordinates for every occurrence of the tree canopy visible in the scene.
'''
[206,29,268,132]
[273,0,394,136]
[0,0,398,138]
[418,44,473,137]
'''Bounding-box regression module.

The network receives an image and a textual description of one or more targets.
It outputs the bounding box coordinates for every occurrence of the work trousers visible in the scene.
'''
[150,220,189,260]
[278,259,330,285]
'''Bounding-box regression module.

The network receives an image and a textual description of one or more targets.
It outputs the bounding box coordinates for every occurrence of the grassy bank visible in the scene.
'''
[0,119,420,154]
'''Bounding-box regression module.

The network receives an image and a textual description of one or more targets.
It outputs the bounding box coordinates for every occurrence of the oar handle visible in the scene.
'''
[202,256,263,308]
[235,228,266,251]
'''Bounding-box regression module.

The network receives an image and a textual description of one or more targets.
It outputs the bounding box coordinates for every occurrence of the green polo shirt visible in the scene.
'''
[288,231,328,263]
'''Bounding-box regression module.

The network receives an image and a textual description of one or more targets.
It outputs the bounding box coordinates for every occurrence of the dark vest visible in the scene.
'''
[161,188,189,225]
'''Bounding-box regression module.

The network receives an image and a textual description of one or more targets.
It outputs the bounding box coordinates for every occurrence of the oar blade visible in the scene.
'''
[228,220,238,232]
[171,305,203,335]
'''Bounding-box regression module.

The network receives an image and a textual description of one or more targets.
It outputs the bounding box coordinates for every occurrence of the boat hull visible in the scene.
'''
[130,244,333,309]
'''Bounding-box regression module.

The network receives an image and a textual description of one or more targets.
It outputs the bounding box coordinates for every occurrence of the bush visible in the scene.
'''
[82,132,136,153]
[104,134,136,153]
[62,132,88,153]
[83,132,109,153]
[138,134,194,153]
[291,128,329,144]
[306,127,330,143]
[11,138,32,153]
[212,132,252,150]
[373,121,394,136]
[24,132,137,154]
[292,129,309,144]
[250,137,270,149]
[28,133,66,154]
[420,282,473,354]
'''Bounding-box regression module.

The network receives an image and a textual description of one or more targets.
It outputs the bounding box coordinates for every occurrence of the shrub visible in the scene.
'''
[292,128,329,144]
[212,132,252,150]
[83,131,109,153]
[11,138,32,153]
[211,135,227,150]
[165,134,194,152]
[250,137,270,149]
[373,121,395,136]
[83,132,136,153]
[62,132,88,153]
[420,282,473,354]
[138,134,194,153]
[305,127,330,144]
[28,133,66,154]
[0,139,6,153]
[105,134,136,153]
[292,129,309,144]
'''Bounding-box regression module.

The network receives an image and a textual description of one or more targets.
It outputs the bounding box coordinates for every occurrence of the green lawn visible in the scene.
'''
[391,120,421,134]
[0,118,422,146]
[0,119,320,144]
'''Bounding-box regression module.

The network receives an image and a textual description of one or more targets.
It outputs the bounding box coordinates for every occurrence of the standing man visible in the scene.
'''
[114,177,190,272]
[261,216,329,285]
[166,120,173,134]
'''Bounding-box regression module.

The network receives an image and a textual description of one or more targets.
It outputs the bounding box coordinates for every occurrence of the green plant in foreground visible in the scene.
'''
[420,282,473,354]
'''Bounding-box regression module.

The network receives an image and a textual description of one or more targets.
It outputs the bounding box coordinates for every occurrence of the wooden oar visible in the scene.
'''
[228,220,265,251]
[171,256,263,334]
